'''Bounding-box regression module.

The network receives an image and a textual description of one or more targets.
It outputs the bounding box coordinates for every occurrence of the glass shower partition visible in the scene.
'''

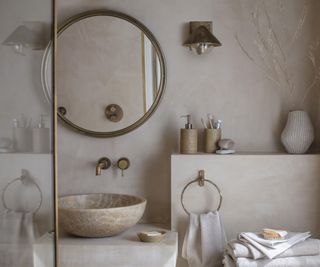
[0,0,56,266]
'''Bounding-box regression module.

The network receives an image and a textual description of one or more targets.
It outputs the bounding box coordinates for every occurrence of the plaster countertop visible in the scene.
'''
[171,152,320,156]
[34,224,178,267]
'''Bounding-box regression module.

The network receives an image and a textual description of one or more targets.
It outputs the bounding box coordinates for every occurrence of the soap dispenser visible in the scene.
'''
[180,115,198,154]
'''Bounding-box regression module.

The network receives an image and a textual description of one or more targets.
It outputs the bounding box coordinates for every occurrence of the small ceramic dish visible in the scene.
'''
[137,230,167,243]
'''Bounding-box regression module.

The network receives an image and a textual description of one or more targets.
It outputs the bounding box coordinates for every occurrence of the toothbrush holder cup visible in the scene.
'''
[205,128,221,153]
[12,127,33,152]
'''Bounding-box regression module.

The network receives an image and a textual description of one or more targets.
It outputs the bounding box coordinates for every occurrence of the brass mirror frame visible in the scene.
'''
[43,9,166,137]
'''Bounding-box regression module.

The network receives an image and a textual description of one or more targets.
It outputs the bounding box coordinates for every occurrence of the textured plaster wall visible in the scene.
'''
[57,0,320,226]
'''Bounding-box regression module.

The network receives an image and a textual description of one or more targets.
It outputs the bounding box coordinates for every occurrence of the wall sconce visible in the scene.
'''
[2,22,48,55]
[183,21,221,55]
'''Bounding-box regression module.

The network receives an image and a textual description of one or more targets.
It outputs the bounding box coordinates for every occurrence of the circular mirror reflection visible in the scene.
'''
[42,10,166,137]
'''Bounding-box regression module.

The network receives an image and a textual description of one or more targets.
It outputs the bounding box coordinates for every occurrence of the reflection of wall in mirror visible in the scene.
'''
[143,35,161,112]
[57,16,146,133]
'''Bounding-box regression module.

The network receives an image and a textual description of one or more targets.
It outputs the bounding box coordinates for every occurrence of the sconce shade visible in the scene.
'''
[2,23,48,55]
[2,25,44,49]
[183,21,221,55]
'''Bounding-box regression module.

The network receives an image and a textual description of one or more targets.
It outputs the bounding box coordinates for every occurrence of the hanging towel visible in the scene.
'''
[182,211,226,267]
[0,209,39,267]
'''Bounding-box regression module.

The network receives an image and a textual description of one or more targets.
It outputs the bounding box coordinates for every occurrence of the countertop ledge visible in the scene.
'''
[34,224,178,267]
[35,224,177,247]
[172,152,320,156]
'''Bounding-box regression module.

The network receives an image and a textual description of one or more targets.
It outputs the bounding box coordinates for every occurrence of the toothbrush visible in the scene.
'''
[214,119,222,129]
[207,113,214,129]
[201,118,208,129]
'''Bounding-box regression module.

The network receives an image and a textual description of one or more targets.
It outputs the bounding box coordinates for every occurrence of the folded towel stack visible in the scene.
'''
[224,230,320,267]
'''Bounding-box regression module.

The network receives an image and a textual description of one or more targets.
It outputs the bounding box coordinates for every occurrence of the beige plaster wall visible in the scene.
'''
[57,0,320,226]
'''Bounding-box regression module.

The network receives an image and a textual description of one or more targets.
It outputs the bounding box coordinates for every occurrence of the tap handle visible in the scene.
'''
[117,157,130,177]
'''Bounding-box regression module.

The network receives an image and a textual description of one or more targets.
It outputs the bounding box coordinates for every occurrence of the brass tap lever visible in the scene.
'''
[96,157,111,176]
[117,157,130,177]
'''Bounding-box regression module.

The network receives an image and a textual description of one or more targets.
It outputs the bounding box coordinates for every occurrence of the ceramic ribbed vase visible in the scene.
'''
[281,110,314,154]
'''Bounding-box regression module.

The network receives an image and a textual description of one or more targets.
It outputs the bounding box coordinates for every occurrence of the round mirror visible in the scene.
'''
[42,10,166,137]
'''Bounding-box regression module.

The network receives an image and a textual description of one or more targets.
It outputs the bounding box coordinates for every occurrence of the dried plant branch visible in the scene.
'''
[261,1,286,61]
[236,0,319,109]
[287,0,310,49]
[300,40,320,106]
[235,33,283,89]
[252,1,294,95]
[260,1,296,95]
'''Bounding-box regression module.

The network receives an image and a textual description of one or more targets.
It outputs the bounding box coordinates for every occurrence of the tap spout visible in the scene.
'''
[95,157,111,176]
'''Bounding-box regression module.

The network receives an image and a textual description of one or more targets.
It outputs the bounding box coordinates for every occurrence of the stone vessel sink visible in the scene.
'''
[58,193,146,237]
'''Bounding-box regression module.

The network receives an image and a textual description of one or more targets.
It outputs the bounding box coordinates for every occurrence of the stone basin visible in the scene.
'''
[58,193,147,237]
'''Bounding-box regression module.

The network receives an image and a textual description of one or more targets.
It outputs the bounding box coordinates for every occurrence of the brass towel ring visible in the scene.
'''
[181,170,222,215]
[1,170,43,214]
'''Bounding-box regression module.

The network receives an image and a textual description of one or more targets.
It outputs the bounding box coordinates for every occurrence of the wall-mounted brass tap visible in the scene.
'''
[95,157,111,176]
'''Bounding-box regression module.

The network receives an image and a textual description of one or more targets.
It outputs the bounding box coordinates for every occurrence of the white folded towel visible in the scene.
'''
[182,211,226,267]
[238,232,311,259]
[226,238,320,261]
[223,254,320,267]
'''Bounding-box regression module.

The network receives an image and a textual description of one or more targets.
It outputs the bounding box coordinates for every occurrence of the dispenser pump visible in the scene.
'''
[38,114,45,128]
[181,115,193,129]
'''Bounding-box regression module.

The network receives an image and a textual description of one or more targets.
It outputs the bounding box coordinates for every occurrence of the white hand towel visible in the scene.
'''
[239,232,311,259]
[182,211,226,267]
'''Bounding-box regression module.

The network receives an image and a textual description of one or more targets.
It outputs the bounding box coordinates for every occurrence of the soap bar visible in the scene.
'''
[263,228,288,240]
[141,231,162,237]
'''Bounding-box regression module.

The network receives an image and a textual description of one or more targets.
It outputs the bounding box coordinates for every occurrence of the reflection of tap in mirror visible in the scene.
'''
[105,104,123,122]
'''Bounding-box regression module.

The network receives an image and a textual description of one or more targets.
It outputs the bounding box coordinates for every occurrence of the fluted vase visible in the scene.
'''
[281,110,314,154]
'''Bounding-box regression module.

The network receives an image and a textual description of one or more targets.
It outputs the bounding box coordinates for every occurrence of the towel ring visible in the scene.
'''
[1,170,43,214]
[181,170,222,215]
